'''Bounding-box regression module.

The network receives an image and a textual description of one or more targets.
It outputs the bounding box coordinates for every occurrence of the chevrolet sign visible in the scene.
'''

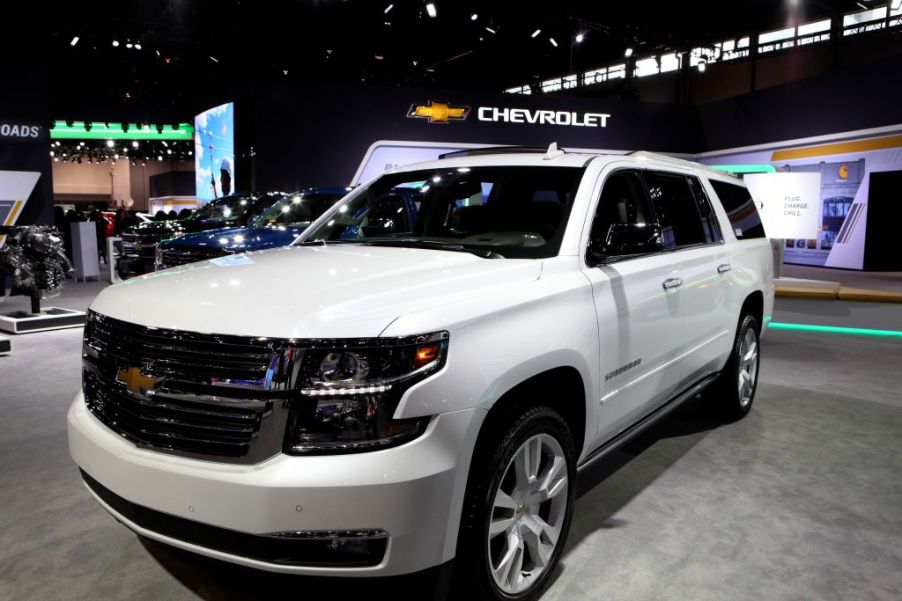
[477,107,610,127]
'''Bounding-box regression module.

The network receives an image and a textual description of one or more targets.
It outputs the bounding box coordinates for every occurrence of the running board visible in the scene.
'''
[577,373,718,472]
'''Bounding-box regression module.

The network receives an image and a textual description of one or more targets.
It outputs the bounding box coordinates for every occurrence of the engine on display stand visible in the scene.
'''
[0,225,86,335]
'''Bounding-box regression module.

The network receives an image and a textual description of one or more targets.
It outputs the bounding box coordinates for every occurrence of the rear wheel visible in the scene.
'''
[712,314,760,420]
[454,406,576,600]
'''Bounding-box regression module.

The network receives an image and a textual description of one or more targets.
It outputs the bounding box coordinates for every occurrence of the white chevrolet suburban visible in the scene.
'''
[68,147,773,600]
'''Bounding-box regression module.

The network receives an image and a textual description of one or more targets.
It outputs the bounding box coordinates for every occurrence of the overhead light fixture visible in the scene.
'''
[624,47,633,57]
[531,29,541,38]
[549,37,558,47]
[384,3,393,13]
[425,3,437,18]
[70,36,79,46]
[471,13,478,21]
[485,26,497,34]
[575,33,585,43]
[112,40,119,47]
[698,61,707,73]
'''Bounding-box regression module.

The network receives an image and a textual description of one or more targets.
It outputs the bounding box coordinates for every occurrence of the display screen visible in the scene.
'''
[194,102,235,202]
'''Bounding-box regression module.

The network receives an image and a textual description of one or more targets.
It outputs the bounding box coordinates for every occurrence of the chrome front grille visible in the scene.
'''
[159,247,229,268]
[82,311,290,463]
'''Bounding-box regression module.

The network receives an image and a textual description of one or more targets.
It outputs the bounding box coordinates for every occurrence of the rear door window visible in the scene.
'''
[644,171,709,248]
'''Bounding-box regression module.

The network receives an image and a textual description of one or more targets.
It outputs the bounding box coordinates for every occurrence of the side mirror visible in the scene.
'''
[589,223,664,261]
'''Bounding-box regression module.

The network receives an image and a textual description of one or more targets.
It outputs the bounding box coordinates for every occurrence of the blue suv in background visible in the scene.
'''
[156,187,350,269]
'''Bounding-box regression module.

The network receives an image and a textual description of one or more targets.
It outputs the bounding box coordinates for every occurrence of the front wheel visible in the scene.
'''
[712,314,760,420]
[454,407,576,600]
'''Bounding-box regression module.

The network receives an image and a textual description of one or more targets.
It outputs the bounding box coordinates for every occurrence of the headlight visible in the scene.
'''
[283,331,449,454]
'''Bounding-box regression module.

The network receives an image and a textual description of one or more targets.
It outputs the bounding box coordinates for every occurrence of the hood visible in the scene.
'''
[159,226,304,253]
[92,245,542,339]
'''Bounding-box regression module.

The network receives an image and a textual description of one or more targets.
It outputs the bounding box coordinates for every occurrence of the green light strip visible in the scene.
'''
[768,321,902,338]
[710,164,778,174]
[50,121,194,141]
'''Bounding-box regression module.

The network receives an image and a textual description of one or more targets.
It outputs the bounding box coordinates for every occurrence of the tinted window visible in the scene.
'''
[645,171,708,247]
[687,176,723,243]
[708,180,766,239]
[590,170,652,238]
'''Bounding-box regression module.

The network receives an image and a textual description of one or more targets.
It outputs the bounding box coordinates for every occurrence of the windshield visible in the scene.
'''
[301,166,583,259]
[185,195,252,222]
[252,192,344,228]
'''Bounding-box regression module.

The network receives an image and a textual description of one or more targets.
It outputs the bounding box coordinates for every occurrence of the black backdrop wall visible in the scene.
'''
[0,63,53,227]
[247,83,705,191]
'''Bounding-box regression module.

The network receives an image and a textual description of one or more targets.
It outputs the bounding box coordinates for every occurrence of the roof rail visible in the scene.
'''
[629,150,738,178]
[438,144,566,159]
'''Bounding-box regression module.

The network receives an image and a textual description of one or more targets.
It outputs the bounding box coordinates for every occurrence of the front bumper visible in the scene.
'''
[68,392,481,576]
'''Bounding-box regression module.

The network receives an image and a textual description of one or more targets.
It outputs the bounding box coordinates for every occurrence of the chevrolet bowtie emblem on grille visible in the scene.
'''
[116,366,158,395]
[407,101,470,124]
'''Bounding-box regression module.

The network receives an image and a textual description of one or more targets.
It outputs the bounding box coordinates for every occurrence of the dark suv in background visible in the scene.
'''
[155,187,349,269]
[116,192,282,278]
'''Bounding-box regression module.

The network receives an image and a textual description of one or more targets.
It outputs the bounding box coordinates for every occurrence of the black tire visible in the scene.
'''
[711,313,761,420]
[452,406,577,601]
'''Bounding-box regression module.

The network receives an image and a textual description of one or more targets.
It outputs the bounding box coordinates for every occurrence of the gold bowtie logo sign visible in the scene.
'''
[116,366,158,395]
[407,101,470,124]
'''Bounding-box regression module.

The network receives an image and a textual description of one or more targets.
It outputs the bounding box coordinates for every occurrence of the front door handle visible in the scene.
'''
[717,263,732,274]
[662,277,683,290]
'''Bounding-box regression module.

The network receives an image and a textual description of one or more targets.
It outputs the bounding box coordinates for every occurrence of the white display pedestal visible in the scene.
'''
[0,306,86,334]
[107,236,121,283]
[71,222,100,282]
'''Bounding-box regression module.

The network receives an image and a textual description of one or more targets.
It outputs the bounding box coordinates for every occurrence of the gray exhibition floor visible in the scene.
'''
[1,281,901,601]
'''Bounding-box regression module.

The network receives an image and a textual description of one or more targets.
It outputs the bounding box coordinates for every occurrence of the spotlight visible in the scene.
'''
[575,33,584,43]
[425,3,436,18]
[471,13,478,21]
[132,141,139,148]
[485,26,497,34]
[209,55,219,63]
[624,47,633,57]
[531,29,541,38]
[134,43,142,50]
[698,61,707,73]
[549,38,558,47]
[384,3,393,13]
[70,36,79,46]
[112,40,120,47]
[167,149,172,155]
[157,155,163,161]
[126,42,133,49]
[49,150,54,157]
[161,140,168,147]
[106,139,114,148]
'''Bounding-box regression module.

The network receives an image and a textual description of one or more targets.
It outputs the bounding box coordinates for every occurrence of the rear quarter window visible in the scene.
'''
[708,179,767,240]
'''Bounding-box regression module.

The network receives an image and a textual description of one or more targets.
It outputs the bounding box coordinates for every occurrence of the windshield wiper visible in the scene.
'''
[360,238,504,259]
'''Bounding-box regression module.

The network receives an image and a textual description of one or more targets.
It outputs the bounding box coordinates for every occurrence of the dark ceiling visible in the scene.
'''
[23,0,879,120]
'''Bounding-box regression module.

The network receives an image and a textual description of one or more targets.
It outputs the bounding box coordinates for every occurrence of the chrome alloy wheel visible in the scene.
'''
[487,433,568,595]
[738,327,759,408]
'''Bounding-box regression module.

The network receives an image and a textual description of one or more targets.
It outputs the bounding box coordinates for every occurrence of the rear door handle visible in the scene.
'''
[717,263,732,274]
[662,277,683,290]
